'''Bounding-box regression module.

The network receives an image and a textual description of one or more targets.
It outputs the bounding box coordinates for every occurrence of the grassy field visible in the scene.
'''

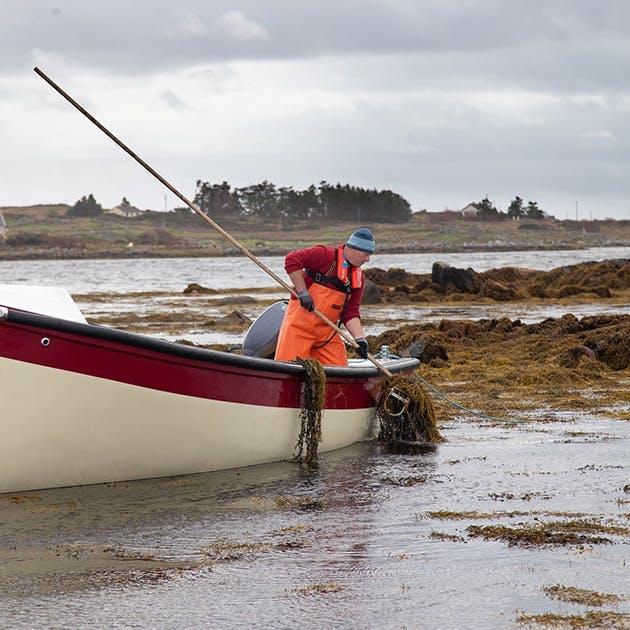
[1,204,629,259]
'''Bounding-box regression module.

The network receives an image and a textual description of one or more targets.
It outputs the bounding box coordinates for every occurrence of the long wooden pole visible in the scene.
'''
[34,67,392,377]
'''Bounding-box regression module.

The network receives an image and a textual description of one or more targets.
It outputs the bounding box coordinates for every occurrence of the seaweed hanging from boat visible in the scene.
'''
[377,374,443,444]
[292,357,326,466]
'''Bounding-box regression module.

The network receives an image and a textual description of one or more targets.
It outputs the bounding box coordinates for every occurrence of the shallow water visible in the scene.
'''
[6,247,627,347]
[2,246,628,293]
[1,247,628,628]
[1,416,627,629]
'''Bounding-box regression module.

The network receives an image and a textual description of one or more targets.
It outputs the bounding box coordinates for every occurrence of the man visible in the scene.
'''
[274,227,374,366]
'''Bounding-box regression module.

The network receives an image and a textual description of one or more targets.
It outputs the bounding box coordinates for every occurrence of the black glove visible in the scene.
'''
[297,289,314,312]
[355,337,369,359]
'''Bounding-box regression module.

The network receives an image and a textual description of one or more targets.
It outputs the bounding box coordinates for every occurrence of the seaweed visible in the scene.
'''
[292,357,326,466]
[377,374,443,443]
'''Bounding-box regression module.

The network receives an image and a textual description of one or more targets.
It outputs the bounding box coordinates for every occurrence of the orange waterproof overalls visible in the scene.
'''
[274,245,363,366]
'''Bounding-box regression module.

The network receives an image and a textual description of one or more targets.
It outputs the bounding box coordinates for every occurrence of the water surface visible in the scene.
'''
[0,247,628,628]
[2,246,628,293]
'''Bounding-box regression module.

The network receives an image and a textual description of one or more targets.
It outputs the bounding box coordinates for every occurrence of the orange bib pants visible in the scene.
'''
[274,282,349,366]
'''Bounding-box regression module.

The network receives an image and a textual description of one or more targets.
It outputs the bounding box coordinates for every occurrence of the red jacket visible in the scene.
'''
[284,244,365,324]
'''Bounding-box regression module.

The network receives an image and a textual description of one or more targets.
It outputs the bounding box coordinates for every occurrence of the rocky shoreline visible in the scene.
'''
[0,242,620,261]
[363,257,630,303]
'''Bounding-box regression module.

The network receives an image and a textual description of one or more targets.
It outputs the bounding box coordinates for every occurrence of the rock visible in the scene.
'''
[590,286,612,298]
[585,331,630,370]
[528,283,548,298]
[558,313,581,334]
[439,319,480,337]
[555,284,585,298]
[364,267,414,286]
[398,338,425,359]
[183,283,216,294]
[384,268,415,284]
[204,310,252,327]
[494,316,514,333]
[406,335,449,363]
[431,261,480,293]
[221,310,252,326]
[479,279,517,301]
[361,278,383,304]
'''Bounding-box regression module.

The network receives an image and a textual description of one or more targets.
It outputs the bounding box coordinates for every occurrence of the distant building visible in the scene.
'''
[106,198,143,218]
[0,209,7,240]
[461,203,479,219]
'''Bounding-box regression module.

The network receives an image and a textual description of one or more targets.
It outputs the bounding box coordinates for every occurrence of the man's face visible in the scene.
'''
[345,245,371,267]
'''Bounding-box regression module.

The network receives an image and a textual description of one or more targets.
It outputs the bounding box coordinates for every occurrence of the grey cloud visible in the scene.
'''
[4,0,630,218]
[3,0,630,83]
[159,90,191,110]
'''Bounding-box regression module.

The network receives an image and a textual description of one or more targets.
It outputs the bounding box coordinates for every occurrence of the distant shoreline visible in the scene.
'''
[1,207,629,261]
[1,242,624,262]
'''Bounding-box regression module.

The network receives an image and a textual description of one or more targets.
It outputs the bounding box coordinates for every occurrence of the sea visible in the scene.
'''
[2,246,629,293]
[0,246,628,629]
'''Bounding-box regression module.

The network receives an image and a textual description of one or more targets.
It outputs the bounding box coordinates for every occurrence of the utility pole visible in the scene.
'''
[575,200,578,221]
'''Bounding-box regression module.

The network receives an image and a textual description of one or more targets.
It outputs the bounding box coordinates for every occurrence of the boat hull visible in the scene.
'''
[0,307,419,493]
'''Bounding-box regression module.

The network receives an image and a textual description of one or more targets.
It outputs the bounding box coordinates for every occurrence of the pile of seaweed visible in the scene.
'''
[369,314,630,372]
[366,314,630,421]
[377,375,443,443]
[364,258,630,303]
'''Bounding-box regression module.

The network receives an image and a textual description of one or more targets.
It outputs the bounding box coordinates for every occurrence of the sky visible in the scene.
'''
[2,0,630,220]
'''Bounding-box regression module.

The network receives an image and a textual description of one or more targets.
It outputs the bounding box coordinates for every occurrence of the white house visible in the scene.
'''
[461,203,479,219]
[106,198,143,218]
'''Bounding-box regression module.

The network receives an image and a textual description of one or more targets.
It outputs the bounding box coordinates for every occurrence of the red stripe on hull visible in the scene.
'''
[0,320,383,410]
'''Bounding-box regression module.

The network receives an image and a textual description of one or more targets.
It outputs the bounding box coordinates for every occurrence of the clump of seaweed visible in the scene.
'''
[466,518,628,548]
[516,610,629,628]
[292,357,326,466]
[0,494,42,503]
[202,540,272,562]
[384,475,428,486]
[542,585,626,607]
[423,510,508,520]
[430,531,466,543]
[272,496,323,511]
[294,583,346,596]
[377,374,443,443]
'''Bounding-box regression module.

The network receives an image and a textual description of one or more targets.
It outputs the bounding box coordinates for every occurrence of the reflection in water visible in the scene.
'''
[1,418,627,629]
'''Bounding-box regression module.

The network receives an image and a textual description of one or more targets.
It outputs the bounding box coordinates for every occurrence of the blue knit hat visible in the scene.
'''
[346,227,375,254]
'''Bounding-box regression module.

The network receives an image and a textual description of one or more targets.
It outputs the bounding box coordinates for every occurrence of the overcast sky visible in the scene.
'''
[2,0,630,219]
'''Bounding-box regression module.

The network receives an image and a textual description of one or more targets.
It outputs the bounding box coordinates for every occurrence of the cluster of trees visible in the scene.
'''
[67,196,139,217]
[193,181,412,223]
[65,189,548,223]
[473,196,546,220]
[67,194,103,217]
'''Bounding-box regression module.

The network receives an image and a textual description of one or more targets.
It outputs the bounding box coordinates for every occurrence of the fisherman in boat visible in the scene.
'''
[274,227,374,366]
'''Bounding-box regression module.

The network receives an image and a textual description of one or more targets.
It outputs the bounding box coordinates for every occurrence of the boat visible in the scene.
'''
[0,286,419,494]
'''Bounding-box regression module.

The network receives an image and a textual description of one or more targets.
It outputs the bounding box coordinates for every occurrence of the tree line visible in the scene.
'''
[193,180,412,223]
[65,189,547,223]
[472,196,546,220]
[65,182,413,223]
